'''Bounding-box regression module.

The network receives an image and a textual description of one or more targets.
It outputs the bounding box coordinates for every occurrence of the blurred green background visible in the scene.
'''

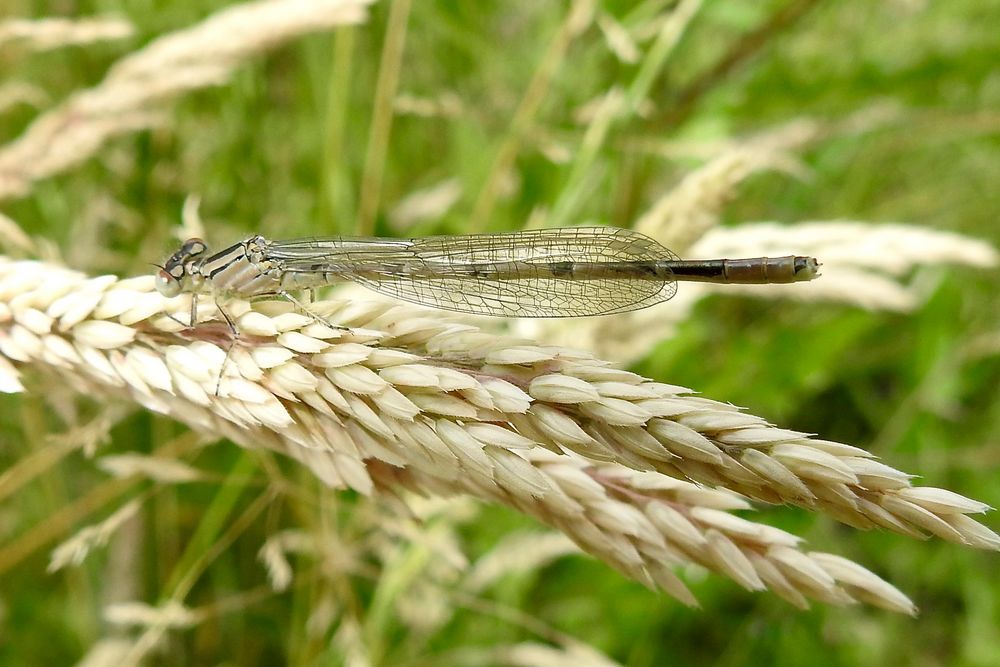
[1,1,998,665]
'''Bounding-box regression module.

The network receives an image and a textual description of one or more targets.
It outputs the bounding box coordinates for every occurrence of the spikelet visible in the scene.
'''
[2,254,996,612]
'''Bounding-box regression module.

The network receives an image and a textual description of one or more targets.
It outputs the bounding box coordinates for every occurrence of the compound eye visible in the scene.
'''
[182,237,207,256]
[155,268,181,297]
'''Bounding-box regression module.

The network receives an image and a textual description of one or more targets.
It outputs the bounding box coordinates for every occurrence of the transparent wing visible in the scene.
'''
[267,227,679,318]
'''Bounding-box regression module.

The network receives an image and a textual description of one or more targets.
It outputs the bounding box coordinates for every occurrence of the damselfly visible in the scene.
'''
[154,226,820,319]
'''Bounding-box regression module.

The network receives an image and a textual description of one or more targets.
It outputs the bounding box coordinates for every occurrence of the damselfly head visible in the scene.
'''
[154,268,180,297]
[155,238,209,297]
